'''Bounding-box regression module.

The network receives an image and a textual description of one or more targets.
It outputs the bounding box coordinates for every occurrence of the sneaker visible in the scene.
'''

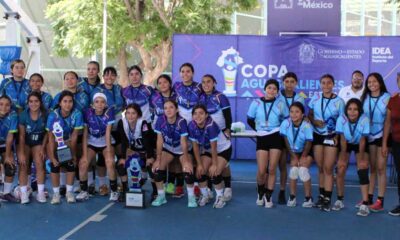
[60,186,66,197]
[313,196,324,208]
[332,200,345,211]
[287,197,296,207]
[264,196,273,208]
[1,193,20,203]
[118,192,126,202]
[36,192,47,203]
[302,198,313,208]
[208,188,215,200]
[73,185,81,193]
[256,194,264,206]
[20,191,30,204]
[194,185,201,199]
[99,184,109,196]
[278,191,286,205]
[388,205,400,216]
[369,199,384,212]
[76,191,89,202]
[223,188,232,202]
[51,193,61,204]
[321,199,331,212]
[151,195,167,207]
[109,191,119,201]
[172,186,184,198]
[88,184,96,196]
[188,195,198,208]
[357,204,370,217]
[355,200,363,209]
[198,195,210,207]
[213,196,226,209]
[165,183,175,195]
[66,192,76,203]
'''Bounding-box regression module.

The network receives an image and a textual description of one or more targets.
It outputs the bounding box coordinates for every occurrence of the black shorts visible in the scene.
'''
[368,136,392,148]
[88,145,106,154]
[344,143,369,154]
[256,132,284,151]
[313,133,338,147]
[201,147,232,162]
[162,148,182,158]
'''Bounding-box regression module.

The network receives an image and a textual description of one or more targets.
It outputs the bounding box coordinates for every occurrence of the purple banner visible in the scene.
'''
[267,0,341,36]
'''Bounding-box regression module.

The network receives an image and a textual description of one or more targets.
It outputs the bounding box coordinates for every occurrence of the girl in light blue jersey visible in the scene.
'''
[361,72,390,212]
[308,74,344,211]
[247,79,288,208]
[336,98,370,216]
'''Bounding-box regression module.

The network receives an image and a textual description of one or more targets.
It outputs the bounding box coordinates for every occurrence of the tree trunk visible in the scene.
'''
[118,47,129,87]
[144,39,172,86]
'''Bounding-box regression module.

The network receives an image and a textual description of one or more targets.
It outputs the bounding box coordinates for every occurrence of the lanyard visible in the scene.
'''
[321,95,333,120]
[291,118,304,147]
[369,95,381,123]
[184,84,193,108]
[348,118,359,139]
[282,90,296,110]
[263,98,275,123]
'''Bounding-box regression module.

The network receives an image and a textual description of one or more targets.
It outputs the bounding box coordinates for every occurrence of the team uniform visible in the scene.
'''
[78,77,100,96]
[154,115,188,156]
[336,114,370,152]
[122,84,154,122]
[0,77,30,111]
[0,111,18,154]
[84,108,115,152]
[51,91,90,112]
[199,90,231,131]
[173,81,202,122]
[278,90,305,118]
[308,93,345,146]
[38,91,53,110]
[150,90,177,127]
[19,109,48,147]
[280,118,313,155]
[362,92,390,146]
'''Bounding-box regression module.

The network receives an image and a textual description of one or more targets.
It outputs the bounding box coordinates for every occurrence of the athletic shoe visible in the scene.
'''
[88,184,96,196]
[73,185,81,193]
[278,191,286,205]
[287,197,296,207]
[208,188,215,200]
[109,191,119,202]
[172,186,184,198]
[165,183,175,195]
[66,192,76,203]
[223,188,232,202]
[36,192,46,203]
[302,198,313,208]
[369,199,384,212]
[388,205,400,216]
[198,195,210,207]
[76,191,89,202]
[60,186,66,197]
[151,192,158,202]
[118,192,126,202]
[265,196,273,208]
[151,195,167,207]
[99,184,109,196]
[20,191,30,204]
[321,199,331,212]
[313,196,324,209]
[355,200,363,209]
[188,195,198,208]
[1,193,20,203]
[51,193,61,204]
[256,194,264,206]
[194,185,201,199]
[332,200,345,211]
[213,196,226,209]
[357,204,370,217]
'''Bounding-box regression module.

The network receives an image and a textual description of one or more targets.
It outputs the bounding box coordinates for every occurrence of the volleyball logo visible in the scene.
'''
[216,47,243,97]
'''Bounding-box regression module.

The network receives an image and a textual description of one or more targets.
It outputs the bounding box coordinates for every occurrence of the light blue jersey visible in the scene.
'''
[336,114,369,144]
[278,90,305,118]
[308,92,344,135]
[280,118,313,153]
[247,97,288,135]
[362,92,390,140]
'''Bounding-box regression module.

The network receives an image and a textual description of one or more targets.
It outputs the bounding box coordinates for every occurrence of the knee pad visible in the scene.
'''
[50,162,60,174]
[357,168,369,185]
[198,174,207,183]
[116,163,127,176]
[65,161,75,172]
[146,165,154,179]
[4,163,15,177]
[184,172,195,185]
[211,175,223,185]
[154,170,167,182]
[289,167,299,180]
[298,167,310,182]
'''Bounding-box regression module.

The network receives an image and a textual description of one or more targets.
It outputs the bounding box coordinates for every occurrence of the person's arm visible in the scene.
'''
[382,109,391,158]
[105,124,112,150]
[301,141,312,160]
[308,109,324,128]
[339,134,347,159]
[208,141,219,177]
[222,108,232,137]
[180,136,192,174]
[81,126,88,160]
[47,132,58,166]
[152,133,163,172]
[40,132,48,161]
[247,118,256,131]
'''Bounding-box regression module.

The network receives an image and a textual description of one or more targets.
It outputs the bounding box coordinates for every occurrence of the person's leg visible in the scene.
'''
[151,151,174,206]
[212,156,228,208]
[322,146,338,211]
[389,141,400,216]
[368,145,378,204]
[300,156,313,208]
[313,145,324,207]
[370,145,387,212]
[32,145,46,203]
[256,150,269,206]
[265,149,282,208]
[278,149,288,204]
[332,151,349,211]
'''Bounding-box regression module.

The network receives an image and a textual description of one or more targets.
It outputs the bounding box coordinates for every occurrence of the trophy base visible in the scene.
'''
[125,190,145,208]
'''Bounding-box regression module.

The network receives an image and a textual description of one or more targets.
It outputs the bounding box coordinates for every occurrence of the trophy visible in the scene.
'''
[52,122,72,165]
[125,153,145,208]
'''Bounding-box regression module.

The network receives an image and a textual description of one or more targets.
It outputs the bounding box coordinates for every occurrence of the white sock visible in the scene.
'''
[88,171,94,185]
[38,184,45,193]
[187,186,194,197]
[53,187,60,193]
[200,187,208,197]
[194,182,199,186]
[66,185,73,193]
[99,176,106,186]
[3,182,12,194]
[215,188,223,197]
[60,172,66,186]
[157,189,165,196]
[20,185,28,193]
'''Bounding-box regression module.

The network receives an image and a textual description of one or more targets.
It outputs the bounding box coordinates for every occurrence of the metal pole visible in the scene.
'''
[102,0,107,69]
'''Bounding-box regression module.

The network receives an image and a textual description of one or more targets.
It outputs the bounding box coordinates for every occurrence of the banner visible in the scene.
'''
[0,46,22,76]
[267,0,341,36]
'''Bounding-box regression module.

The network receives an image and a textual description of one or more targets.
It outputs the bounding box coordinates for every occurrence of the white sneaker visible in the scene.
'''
[36,192,46,203]
[264,197,273,208]
[109,191,119,201]
[223,188,232,202]
[256,194,264,206]
[73,185,81,193]
[302,198,313,208]
[357,204,370,217]
[66,191,76,203]
[207,188,214,200]
[51,192,61,204]
[213,196,226,209]
[332,199,345,211]
[287,197,296,207]
[76,191,89,202]
[20,191,30,204]
[198,195,210,207]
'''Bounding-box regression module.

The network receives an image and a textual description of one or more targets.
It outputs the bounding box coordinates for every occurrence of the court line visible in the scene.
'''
[58,202,115,240]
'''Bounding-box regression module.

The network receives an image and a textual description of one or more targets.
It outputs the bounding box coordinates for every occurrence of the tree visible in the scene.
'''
[46,0,257,86]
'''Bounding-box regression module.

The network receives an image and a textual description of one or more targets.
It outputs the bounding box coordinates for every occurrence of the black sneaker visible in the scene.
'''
[321,198,331,212]
[88,184,97,196]
[313,196,324,208]
[60,186,66,197]
[0,193,20,203]
[389,205,400,216]
[278,191,286,205]
[118,192,126,202]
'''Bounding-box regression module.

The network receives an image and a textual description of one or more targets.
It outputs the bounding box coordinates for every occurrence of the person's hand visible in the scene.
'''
[196,164,205,179]
[209,164,218,177]
[382,145,388,158]
[314,120,325,128]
